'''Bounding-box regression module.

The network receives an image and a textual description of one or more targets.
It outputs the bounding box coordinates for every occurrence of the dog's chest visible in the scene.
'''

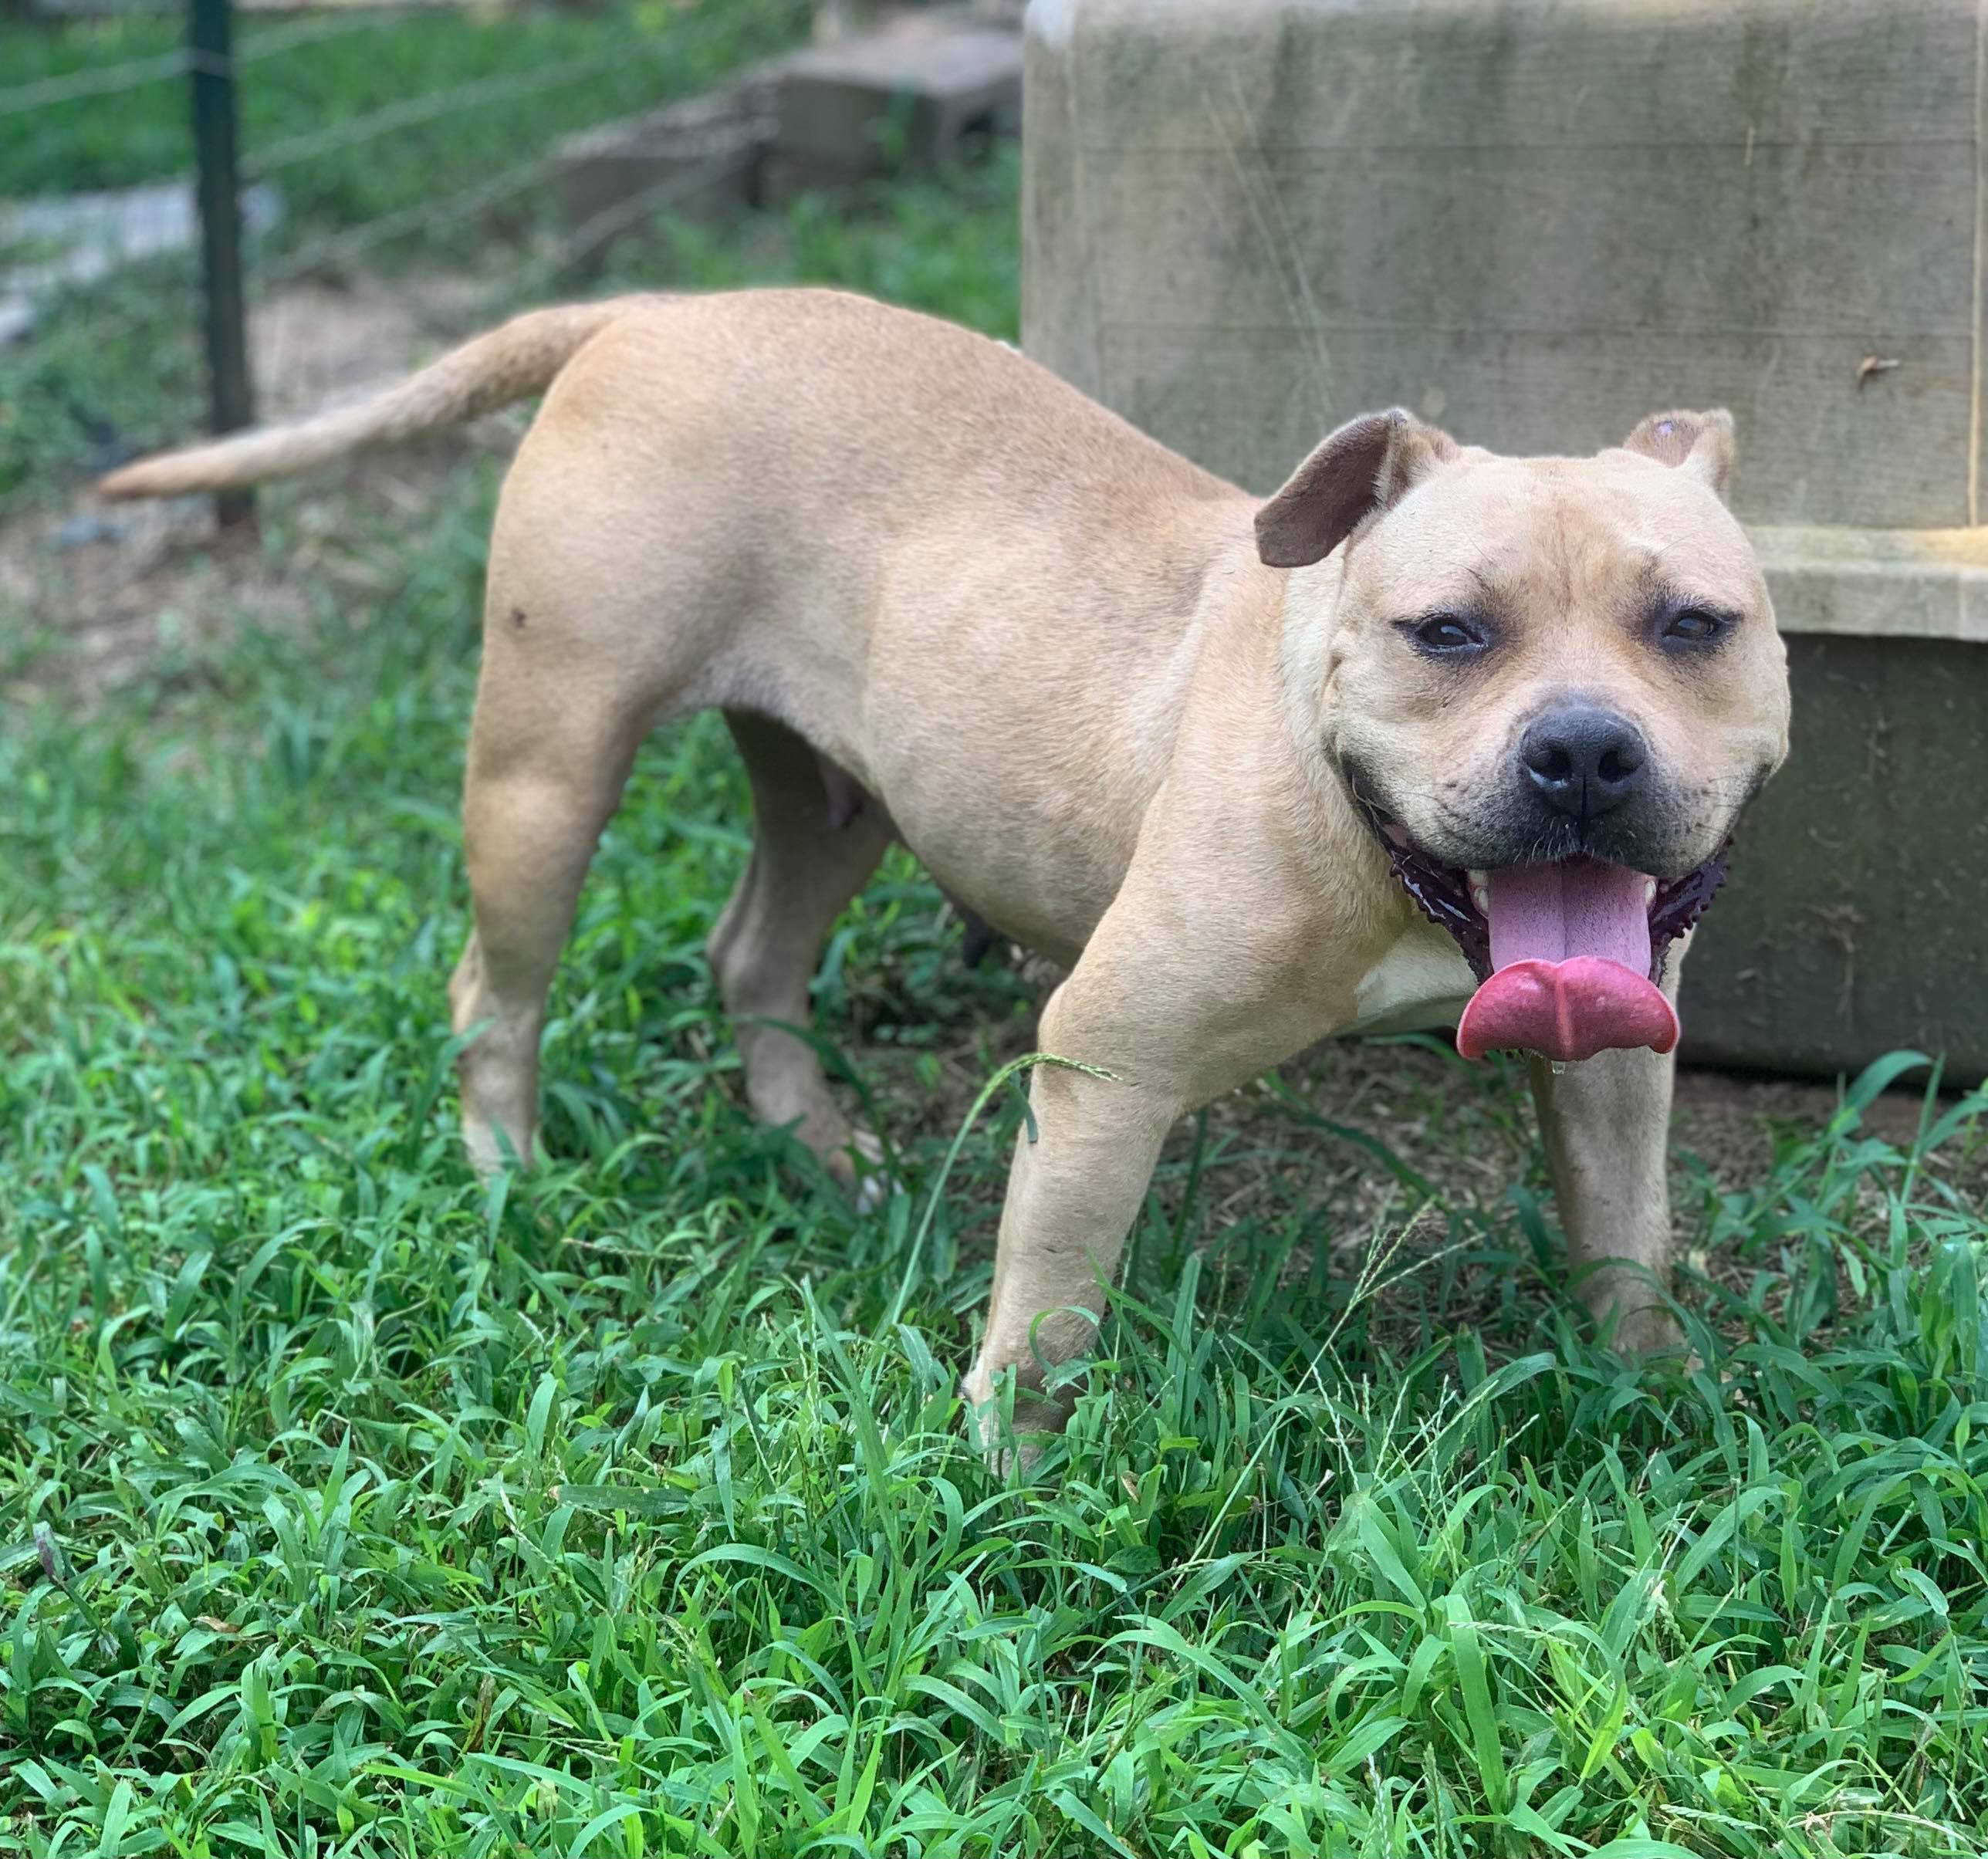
[1339,919,1477,1039]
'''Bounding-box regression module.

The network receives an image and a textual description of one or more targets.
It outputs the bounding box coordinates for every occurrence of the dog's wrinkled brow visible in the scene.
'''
[1625,548,1756,622]
[1372,547,1525,622]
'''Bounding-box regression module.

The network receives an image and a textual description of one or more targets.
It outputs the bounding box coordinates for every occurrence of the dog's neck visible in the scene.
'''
[1273,553,1356,806]
[1266,552,1421,941]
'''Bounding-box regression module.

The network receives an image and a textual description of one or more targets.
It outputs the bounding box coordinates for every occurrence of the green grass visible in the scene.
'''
[3,83,1988,1857]
[0,0,813,509]
[2,466,1986,1854]
[0,2,807,221]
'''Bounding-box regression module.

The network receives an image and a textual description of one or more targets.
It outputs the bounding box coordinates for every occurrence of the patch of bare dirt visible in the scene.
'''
[867,987,1983,1347]
[1,272,510,701]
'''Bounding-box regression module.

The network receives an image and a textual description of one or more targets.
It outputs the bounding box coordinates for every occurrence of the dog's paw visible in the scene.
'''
[1609,1303,1686,1358]
[830,1126,900,1213]
[960,1362,1067,1479]
[852,1172,896,1215]
[459,1112,535,1178]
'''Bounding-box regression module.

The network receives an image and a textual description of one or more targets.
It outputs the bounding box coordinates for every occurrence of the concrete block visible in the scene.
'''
[816,0,1026,29]
[773,13,1021,191]
[1023,0,1988,1083]
[0,178,282,345]
[1684,628,1988,1084]
[553,80,775,254]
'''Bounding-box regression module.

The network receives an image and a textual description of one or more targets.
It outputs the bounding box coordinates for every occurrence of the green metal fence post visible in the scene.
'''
[188,0,255,527]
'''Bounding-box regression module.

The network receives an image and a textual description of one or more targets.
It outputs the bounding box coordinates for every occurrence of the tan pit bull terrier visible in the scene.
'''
[101,288,1790,1446]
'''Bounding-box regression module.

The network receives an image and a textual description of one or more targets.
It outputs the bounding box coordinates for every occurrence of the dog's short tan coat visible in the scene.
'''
[103,289,1790,1440]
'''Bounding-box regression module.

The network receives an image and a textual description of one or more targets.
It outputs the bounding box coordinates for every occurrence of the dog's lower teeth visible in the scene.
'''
[1468,870,1489,914]
[1642,877,1658,906]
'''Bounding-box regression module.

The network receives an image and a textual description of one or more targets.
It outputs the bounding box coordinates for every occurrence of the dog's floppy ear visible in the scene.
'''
[1256,409,1459,569]
[1620,408,1736,501]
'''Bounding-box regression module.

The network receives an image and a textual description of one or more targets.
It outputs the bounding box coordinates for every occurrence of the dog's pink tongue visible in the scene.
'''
[1456,860,1678,1063]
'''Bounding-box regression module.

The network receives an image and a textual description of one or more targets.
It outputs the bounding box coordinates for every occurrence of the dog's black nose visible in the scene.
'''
[1520,707,1648,820]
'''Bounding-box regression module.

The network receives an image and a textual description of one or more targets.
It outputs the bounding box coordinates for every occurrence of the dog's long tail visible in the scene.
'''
[97,297,641,500]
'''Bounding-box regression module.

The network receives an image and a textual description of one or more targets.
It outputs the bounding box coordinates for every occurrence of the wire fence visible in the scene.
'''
[0,0,812,515]
[0,43,188,116]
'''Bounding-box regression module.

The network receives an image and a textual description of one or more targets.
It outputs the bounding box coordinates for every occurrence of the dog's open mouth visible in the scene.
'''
[1367,810,1729,1063]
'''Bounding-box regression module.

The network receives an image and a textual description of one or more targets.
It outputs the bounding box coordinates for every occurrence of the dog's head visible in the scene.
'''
[1260,407,1789,1063]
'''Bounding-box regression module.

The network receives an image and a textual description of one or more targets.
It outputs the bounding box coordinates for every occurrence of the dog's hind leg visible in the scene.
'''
[448,668,647,1175]
[708,710,891,1186]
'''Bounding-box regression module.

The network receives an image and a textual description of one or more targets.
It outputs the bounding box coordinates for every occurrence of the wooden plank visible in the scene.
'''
[1094,326,1975,531]
[1682,634,1988,1084]
[1753,526,1988,644]
[1025,0,1986,529]
[1081,145,1975,342]
[1062,0,1976,154]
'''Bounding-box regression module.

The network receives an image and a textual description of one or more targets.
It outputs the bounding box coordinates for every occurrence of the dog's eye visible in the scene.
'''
[1401,613,1487,655]
[1662,606,1729,645]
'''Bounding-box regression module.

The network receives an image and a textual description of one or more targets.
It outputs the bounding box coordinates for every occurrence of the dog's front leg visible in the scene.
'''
[1526,1031,1682,1353]
[962,977,1185,1463]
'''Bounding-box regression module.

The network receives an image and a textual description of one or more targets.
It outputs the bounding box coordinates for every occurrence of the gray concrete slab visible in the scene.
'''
[774,12,1020,189]
[554,79,776,254]
[0,178,282,345]
[1024,0,1983,532]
